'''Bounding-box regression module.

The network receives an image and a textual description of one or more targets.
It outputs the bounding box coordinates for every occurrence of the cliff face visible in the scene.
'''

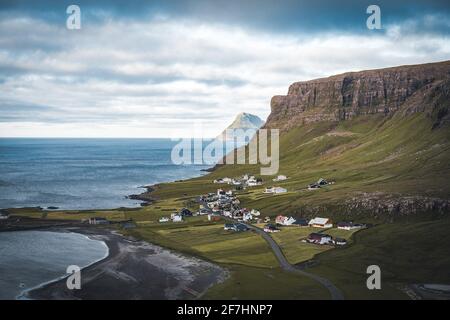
[265,60,450,131]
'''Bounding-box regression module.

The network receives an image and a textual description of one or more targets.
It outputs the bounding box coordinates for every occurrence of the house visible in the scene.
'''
[264,224,280,233]
[273,187,287,193]
[337,221,361,230]
[217,188,225,196]
[224,223,235,231]
[308,217,333,228]
[306,233,333,245]
[317,178,329,186]
[159,217,170,223]
[334,237,347,246]
[275,215,296,226]
[89,217,109,225]
[197,208,210,215]
[180,208,193,217]
[172,214,183,222]
[264,186,287,194]
[264,216,271,223]
[226,190,233,196]
[250,209,261,217]
[207,201,218,209]
[308,183,321,190]
[208,214,221,221]
[231,179,242,186]
[247,176,262,187]
[273,175,287,182]
[292,218,309,227]
[223,210,232,217]
[243,212,253,222]
[214,177,232,184]
[264,187,274,193]
[0,210,10,220]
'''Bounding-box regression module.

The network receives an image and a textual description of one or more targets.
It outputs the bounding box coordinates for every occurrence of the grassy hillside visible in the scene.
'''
[149,111,450,222]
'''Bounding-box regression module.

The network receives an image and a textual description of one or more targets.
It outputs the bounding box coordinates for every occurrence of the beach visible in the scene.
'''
[7,226,227,300]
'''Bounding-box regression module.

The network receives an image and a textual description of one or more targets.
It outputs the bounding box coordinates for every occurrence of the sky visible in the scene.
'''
[0,0,449,138]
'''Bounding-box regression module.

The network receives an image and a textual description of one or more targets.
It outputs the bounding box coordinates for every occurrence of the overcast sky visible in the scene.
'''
[1,0,449,138]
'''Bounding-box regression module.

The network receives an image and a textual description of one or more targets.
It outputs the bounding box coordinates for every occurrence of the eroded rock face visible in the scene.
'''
[265,61,450,131]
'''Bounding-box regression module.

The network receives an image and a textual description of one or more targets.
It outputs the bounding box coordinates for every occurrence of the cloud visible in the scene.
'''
[0,10,449,137]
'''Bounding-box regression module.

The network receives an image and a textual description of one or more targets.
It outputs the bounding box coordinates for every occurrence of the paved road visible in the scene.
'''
[242,222,344,300]
[197,197,344,300]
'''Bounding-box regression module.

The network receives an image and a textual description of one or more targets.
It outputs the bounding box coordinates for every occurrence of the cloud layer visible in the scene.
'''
[0,3,449,137]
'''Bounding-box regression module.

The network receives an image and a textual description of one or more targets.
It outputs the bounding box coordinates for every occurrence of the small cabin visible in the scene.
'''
[89,217,109,225]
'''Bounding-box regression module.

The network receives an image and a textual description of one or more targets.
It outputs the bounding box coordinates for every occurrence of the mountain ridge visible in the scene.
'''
[265,60,450,131]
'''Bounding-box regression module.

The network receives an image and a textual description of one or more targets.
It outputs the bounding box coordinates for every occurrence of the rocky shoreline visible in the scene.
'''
[127,185,157,206]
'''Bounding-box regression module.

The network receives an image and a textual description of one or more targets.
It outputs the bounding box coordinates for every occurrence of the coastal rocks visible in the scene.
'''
[127,185,156,206]
[265,61,450,131]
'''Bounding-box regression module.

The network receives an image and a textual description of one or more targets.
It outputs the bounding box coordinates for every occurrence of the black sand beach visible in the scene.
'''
[22,227,227,300]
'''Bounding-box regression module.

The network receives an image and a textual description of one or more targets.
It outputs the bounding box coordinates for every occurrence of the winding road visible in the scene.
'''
[198,197,344,300]
[242,222,344,300]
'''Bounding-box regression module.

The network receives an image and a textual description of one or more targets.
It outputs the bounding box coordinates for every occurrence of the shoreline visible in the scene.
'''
[16,226,227,300]
[16,230,110,300]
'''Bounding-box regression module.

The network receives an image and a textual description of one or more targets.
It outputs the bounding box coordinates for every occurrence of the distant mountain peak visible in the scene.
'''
[216,112,264,141]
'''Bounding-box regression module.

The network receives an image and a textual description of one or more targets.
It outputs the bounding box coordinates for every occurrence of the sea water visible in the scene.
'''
[0,230,108,300]
[0,138,210,210]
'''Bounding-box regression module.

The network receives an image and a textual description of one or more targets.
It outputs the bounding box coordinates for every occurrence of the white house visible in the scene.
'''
[89,217,109,225]
[275,215,296,226]
[172,214,183,222]
[273,187,287,193]
[273,175,287,182]
[308,217,333,228]
[337,222,362,230]
[250,209,261,217]
[243,212,253,222]
[231,179,242,186]
[265,186,287,194]
[0,211,10,220]
[223,210,232,217]
[246,176,262,187]
[159,217,170,223]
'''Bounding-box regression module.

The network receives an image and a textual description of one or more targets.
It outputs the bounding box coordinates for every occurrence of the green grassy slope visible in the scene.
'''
[150,111,450,222]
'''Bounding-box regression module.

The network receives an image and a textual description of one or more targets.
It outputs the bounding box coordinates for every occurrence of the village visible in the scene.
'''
[153,173,368,248]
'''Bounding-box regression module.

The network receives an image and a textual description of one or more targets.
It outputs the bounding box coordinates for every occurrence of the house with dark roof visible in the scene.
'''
[334,237,347,246]
[306,233,333,245]
[292,218,309,227]
[264,224,280,233]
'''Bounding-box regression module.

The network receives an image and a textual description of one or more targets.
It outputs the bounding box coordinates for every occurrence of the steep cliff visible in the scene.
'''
[265,60,450,131]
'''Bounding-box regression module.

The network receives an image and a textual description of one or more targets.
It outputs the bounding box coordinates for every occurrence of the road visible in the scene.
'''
[197,197,344,300]
[242,222,344,300]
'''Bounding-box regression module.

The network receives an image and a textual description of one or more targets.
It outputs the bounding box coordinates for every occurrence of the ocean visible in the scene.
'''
[0,138,211,210]
[0,230,108,300]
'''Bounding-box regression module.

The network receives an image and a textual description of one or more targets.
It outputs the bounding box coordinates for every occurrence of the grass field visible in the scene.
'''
[268,226,359,265]
[306,218,450,299]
